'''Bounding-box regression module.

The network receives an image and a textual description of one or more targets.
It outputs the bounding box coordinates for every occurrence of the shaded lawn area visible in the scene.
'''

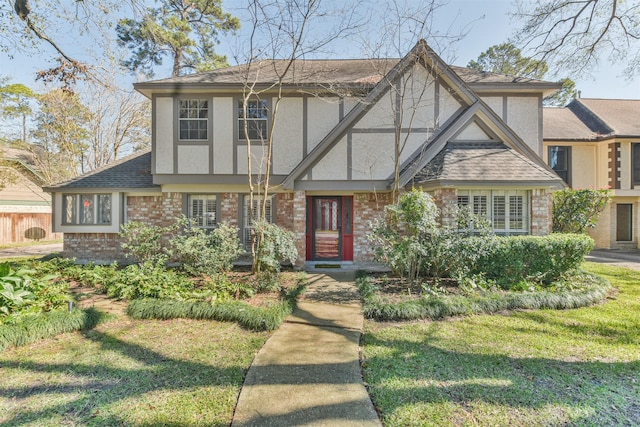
[0,317,269,426]
[362,262,640,426]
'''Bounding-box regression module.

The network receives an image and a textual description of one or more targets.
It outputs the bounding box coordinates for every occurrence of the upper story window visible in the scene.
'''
[548,146,571,186]
[179,99,208,140]
[238,99,268,140]
[188,194,217,228]
[63,194,112,225]
[458,190,529,235]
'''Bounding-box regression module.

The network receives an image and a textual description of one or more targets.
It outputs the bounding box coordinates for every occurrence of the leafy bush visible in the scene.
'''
[466,233,595,288]
[252,221,298,273]
[369,190,439,283]
[0,262,67,323]
[553,188,611,233]
[120,221,178,264]
[171,220,244,275]
[103,261,194,300]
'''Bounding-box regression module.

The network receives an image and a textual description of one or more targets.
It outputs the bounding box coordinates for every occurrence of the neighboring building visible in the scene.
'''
[544,98,640,249]
[0,147,61,244]
[45,40,564,265]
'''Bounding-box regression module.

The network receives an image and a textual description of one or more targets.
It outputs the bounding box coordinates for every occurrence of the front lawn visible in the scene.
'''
[362,262,640,426]
[0,317,269,426]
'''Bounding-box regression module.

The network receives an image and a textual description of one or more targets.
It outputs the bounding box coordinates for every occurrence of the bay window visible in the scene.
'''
[63,194,112,225]
[457,190,529,234]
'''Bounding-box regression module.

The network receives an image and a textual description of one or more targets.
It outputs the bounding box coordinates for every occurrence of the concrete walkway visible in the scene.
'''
[231,272,381,427]
[0,242,62,259]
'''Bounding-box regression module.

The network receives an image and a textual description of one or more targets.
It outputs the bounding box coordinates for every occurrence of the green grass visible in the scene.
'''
[362,262,640,426]
[0,316,269,426]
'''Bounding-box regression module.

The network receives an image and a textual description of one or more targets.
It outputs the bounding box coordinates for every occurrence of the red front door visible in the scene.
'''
[306,196,353,261]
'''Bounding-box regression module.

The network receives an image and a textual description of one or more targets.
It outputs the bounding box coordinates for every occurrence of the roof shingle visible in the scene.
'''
[44,150,156,191]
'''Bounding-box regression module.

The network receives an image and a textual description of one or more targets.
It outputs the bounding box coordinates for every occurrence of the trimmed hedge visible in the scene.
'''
[127,299,292,331]
[127,284,305,331]
[0,308,104,352]
[360,273,612,321]
[464,233,594,286]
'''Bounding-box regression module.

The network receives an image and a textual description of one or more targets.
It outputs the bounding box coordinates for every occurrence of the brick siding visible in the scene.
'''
[353,192,392,262]
[531,188,552,235]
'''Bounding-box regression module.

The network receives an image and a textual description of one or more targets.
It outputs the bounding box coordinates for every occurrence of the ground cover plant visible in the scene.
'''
[0,316,269,426]
[362,262,640,426]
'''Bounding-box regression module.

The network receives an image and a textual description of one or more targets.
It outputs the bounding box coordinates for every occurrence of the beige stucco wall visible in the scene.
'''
[311,137,348,180]
[507,96,540,155]
[213,97,234,174]
[307,97,340,152]
[439,85,461,122]
[155,97,174,174]
[355,92,396,129]
[453,121,492,141]
[620,142,632,190]
[272,97,304,175]
[177,145,209,174]
[351,133,395,180]
[237,144,268,176]
[481,96,504,119]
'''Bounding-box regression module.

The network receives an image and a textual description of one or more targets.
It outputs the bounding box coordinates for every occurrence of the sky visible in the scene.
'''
[1,0,639,100]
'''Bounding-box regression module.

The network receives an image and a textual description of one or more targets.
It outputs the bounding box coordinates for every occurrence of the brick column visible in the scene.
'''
[531,189,552,235]
[220,193,239,226]
[292,191,306,267]
[431,188,457,228]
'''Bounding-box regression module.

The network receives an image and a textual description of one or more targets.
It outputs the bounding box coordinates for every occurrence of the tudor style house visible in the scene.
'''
[544,98,640,249]
[45,40,564,265]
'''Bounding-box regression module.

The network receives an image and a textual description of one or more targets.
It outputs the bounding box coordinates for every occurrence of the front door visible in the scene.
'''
[307,196,353,261]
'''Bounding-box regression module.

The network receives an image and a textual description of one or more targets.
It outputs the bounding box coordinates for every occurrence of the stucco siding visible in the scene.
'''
[311,137,348,180]
[155,97,174,174]
[272,97,304,175]
[481,96,504,119]
[307,97,340,152]
[453,121,492,141]
[213,97,234,174]
[177,145,209,174]
[507,96,540,154]
[351,133,395,180]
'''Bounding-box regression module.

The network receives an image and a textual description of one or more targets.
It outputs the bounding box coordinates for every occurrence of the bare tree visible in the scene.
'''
[360,0,469,201]
[512,0,640,78]
[234,0,364,271]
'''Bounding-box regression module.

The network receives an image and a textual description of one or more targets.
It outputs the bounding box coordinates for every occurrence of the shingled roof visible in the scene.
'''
[544,98,640,141]
[413,142,564,187]
[134,58,560,97]
[44,150,157,191]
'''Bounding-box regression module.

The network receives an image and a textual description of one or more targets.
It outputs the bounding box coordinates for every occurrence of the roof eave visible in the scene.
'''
[411,179,566,191]
[470,82,562,97]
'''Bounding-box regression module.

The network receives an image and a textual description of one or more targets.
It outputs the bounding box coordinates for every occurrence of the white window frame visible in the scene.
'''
[178,99,209,141]
[62,194,112,225]
[188,194,217,229]
[458,190,529,234]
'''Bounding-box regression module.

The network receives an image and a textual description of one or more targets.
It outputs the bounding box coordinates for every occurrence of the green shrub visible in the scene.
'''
[553,188,611,233]
[120,221,178,264]
[104,261,194,300]
[467,233,595,287]
[0,262,67,323]
[359,272,611,321]
[369,190,439,283]
[171,220,243,275]
[252,221,298,273]
[127,280,305,331]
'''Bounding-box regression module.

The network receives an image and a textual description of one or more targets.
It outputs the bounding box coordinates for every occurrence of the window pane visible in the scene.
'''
[509,196,523,230]
[80,195,94,224]
[493,196,505,229]
[97,195,111,224]
[473,196,487,216]
[63,195,75,224]
[179,99,208,140]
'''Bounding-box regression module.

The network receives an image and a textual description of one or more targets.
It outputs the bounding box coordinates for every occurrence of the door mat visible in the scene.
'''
[313,264,342,269]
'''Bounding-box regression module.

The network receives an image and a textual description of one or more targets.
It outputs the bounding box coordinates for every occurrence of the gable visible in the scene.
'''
[283,43,473,190]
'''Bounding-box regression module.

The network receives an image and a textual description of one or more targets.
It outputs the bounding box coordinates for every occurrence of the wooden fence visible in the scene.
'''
[0,212,62,245]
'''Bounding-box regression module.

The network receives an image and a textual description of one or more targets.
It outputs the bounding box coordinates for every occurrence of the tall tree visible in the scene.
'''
[468,43,578,106]
[116,0,240,77]
[512,0,640,78]
[0,82,37,144]
[30,89,92,183]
